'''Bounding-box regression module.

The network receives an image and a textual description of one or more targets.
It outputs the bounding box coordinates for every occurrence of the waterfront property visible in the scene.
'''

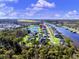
[0,23,21,30]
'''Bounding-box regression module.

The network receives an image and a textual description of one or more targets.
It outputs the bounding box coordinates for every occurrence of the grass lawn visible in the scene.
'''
[28,25,34,28]
[18,20,37,23]
[46,25,60,45]
[23,35,29,42]
[22,35,33,47]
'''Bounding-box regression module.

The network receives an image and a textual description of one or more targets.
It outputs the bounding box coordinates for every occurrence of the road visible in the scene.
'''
[45,24,60,45]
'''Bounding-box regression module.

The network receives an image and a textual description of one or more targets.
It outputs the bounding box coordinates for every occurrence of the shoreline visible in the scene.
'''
[63,26,79,34]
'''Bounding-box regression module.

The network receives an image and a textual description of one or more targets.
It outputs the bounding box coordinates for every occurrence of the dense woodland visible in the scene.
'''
[0,27,79,59]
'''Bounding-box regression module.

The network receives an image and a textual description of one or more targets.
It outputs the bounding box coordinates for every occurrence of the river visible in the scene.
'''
[48,23,79,47]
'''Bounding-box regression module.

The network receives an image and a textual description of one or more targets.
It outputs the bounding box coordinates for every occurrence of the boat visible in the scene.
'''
[73,32,76,33]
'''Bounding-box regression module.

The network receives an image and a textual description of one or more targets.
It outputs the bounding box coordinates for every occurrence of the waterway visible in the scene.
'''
[28,25,40,33]
[48,23,79,47]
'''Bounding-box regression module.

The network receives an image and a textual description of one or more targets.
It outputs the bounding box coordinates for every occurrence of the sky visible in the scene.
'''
[0,0,79,19]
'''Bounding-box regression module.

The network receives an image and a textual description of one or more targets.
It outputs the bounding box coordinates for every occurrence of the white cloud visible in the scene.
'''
[0,0,18,2]
[67,10,77,16]
[0,3,17,18]
[0,3,27,19]
[1,0,79,19]
[0,0,19,19]
[25,6,43,16]
[0,0,56,19]
[0,3,6,7]
[32,0,55,8]
[64,10,79,19]
[54,14,60,17]
[0,0,19,18]
[0,5,14,15]
[25,0,55,16]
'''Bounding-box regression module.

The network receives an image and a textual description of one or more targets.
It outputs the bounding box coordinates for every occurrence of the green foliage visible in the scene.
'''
[0,26,79,59]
